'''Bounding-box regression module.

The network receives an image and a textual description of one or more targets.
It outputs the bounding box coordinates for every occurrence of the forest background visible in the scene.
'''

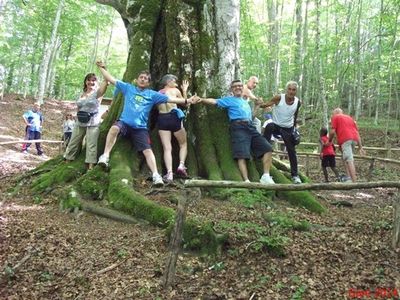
[0,0,399,134]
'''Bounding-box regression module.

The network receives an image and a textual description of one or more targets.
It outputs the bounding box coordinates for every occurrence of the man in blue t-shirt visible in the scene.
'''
[199,80,275,184]
[96,61,198,186]
[22,103,44,156]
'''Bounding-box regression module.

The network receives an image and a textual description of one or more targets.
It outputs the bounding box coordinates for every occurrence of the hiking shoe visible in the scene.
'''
[176,165,188,177]
[260,174,275,184]
[98,154,109,167]
[163,171,173,183]
[22,150,28,154]
[152,173,164,186]
[292,176,302,184]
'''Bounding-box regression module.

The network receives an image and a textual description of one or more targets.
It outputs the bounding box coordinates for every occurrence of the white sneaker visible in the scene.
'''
[152,173,164,186]
[292,176,302,184]
[244,179,251,183]
[98,154,109,167]
[260,174,275,184]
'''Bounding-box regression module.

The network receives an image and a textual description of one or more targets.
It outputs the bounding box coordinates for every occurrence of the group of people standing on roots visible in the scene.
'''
[61,61,365,185]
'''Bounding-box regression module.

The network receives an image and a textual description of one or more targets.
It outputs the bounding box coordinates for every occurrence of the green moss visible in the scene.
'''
[60,189,82,212]
[75,167,109,200]
[270,167,326,214]
[209,188,273,208]
[31,157,87,193]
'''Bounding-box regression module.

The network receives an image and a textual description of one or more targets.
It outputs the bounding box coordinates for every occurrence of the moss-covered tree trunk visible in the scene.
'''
[29,0,324,252]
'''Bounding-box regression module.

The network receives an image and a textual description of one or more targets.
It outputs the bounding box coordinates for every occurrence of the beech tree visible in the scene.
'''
[29,0,322,251]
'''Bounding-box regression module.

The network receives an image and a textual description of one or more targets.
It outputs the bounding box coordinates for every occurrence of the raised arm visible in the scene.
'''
[96,61,116,85]
[96,80,108,99]
[181,80,189,99]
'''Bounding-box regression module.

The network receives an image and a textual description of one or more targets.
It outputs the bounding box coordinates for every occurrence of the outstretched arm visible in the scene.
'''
[199,98,217,105]
[259,95,280,108]
[167,95,200,105]
[181,80,189,100]
[96,61,116,85]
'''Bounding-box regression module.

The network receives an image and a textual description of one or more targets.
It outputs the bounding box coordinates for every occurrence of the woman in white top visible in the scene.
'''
[64,73,108,169]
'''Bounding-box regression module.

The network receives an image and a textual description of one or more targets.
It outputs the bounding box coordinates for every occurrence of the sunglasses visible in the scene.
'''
[231,84,243,88]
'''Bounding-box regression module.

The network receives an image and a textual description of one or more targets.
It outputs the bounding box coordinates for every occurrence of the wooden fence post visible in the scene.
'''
[162,190,189,288]
[367,159,375,182]
[305,154,310,177]
[392,189,400,249]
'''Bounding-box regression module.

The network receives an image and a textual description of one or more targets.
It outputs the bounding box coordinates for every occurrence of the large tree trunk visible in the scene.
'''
[30,0,321,252]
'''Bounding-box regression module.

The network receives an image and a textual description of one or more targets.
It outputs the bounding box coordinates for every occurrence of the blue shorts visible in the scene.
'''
[114,120,151,152]
[230,121,272,159]
[157,112,182,132]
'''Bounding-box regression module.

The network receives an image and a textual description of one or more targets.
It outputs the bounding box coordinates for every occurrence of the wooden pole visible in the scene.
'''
[367,159,375,182]
[305,154,310,177]
[184,180,400,191]
[162,190,189,288]
[274,150,400,166]
[393,189,400,249]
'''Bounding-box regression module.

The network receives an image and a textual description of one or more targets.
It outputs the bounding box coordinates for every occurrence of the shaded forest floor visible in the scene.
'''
[1,94,400,299]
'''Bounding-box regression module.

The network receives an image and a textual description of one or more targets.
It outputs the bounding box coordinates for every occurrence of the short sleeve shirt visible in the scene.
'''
[331,114,359,145]
[216,96,252,122]
[320,135,335,156]
[23,110,43,132]
[116,80,169,129]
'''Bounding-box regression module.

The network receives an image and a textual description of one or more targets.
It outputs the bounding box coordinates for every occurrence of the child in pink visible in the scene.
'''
[320,127,340,182]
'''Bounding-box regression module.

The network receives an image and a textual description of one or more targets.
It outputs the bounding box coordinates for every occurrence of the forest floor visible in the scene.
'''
[0,94,400,300]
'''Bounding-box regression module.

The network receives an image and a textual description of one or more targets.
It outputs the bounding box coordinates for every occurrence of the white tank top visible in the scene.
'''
[272,94,299,128]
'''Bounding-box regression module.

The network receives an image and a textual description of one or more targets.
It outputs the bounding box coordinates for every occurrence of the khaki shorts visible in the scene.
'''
[341,140,356,162]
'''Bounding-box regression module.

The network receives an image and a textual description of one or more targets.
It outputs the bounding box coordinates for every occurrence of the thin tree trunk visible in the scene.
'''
[37,0,64,104]
[354,0,363,120]
[373,0,384,125]
[45,36,61,98]
[104,12,115,63]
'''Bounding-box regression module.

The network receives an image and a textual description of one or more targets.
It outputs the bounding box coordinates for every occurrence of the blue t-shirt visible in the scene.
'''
[23,110,43,132]
[116,80,169,129]
[216,96,252,122]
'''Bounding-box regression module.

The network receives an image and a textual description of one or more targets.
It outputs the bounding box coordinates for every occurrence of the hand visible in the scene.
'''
[188,95,201,104]
[255,98,264,106]
[181,80,189,92]
[96,61,106,69]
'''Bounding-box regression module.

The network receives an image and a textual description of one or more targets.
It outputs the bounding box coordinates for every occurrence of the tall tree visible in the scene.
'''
[37,0,64,104]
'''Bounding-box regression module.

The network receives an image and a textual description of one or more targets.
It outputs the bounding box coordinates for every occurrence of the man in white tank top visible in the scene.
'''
[260,81,302,184]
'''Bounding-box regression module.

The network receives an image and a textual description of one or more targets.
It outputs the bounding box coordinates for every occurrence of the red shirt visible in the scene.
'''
[331,114,359,145]
[320,135,335,157]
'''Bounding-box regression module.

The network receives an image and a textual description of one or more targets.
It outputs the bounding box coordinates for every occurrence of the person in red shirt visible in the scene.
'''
[320,127,340,182]
[329,108,366,182]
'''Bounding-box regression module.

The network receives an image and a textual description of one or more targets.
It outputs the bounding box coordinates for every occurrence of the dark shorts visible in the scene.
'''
[321,155,336,168]
[157,112,182,132]
[230,122,272,159]
[114,120,151,152]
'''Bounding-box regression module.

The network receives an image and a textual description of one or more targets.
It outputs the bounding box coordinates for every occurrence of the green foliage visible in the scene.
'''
[0,0,127,99]
[209,188,273,208]
[252,234,290,257]
[264,212,311,232]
